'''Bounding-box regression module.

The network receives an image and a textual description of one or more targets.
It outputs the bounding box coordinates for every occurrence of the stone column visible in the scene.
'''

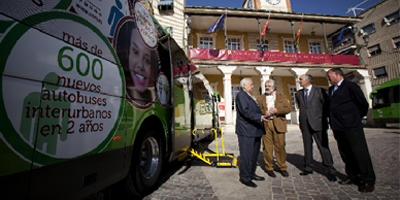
[357,69,373,108]
[217,65,236,126]
[255,66,274,94]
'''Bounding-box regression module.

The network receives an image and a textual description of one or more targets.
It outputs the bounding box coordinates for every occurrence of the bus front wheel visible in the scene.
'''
[128,129,164,197]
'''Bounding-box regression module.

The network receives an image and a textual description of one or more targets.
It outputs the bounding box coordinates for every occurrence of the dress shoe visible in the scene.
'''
[279,170,289,177]
[252,174,265,181]
[358,183,375,193]
[299,170,313,176]
[338,178,353,185]
[326,173,337,182]
[239,178,257,187]
[265,170,276,177]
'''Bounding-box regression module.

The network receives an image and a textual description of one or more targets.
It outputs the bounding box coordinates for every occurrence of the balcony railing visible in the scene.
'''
[332,37,357,55]
[190,49,360,66]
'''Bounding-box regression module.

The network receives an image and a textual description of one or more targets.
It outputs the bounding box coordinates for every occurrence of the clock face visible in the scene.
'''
[267,0,281,5]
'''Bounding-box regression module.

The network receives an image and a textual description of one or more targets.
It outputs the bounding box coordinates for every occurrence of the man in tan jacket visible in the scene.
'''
[257,79,291,177]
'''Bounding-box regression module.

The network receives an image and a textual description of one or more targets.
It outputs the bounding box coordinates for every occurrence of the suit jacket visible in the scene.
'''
[256,92,291,133]
[328,79,369,131]
[295,86,328,131]
[235,90,264,137]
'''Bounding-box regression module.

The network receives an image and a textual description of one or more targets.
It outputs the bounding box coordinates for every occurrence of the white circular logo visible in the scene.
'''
[134,2,157,48]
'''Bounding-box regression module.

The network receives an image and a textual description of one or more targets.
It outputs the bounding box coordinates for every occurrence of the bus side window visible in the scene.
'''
[392,85,400,103]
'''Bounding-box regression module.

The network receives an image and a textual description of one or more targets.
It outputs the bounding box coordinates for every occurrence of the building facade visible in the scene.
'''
[355,0,400,88]
[185,0,373,128]
[143,0,187,49]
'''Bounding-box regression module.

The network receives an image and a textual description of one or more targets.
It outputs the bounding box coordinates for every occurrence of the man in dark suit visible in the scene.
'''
[235,78,265,187]
[327,68,376,193]
[295,74,336,182]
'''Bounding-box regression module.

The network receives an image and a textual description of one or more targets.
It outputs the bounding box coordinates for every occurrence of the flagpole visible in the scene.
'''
[290,21,296,52]
[295,13,304,53]
[322,23,330,53]
[257,18,261,47]
[224,9,228,50]
[259,10,271,52]
[265,10,271,41]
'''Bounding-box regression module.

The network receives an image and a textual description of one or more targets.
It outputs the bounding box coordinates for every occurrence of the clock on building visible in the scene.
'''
[267,0,281,5]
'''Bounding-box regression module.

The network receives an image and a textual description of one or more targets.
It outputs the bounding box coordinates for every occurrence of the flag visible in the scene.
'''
[336,26,351,45]
[295,21,303,47]
[208,14,226,33]
[261,21,270,37]
[336,28,346,45]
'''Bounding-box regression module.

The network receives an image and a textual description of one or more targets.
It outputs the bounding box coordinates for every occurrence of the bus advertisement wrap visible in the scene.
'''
[0,1,215,199]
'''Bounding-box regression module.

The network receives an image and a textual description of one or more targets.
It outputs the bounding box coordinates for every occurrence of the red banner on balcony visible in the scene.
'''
[189,49,360,66]
[331,55,360,65]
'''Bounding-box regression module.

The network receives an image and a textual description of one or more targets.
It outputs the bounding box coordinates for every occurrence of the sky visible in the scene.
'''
[186,0,384,16]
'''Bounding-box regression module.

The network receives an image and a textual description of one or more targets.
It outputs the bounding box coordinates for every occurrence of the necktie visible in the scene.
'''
[304,89,308,102]
[332,85,338,95]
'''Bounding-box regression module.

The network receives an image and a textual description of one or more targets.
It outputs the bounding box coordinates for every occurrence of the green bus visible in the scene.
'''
[370,78,400,128]
[0,1,215,199]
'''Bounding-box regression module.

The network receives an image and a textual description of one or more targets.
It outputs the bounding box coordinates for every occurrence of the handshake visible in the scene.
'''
[261,107,277,121]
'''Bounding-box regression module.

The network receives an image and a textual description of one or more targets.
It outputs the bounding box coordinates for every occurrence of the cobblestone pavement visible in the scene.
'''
[144,126,400,200]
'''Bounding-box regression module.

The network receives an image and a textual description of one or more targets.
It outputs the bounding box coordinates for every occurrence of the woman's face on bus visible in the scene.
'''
[128,29,152,93]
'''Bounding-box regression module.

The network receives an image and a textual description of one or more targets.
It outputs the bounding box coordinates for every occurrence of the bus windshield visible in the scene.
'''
[371,84,400,109]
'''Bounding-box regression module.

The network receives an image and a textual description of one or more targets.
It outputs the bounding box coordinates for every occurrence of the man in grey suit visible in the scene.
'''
[295,74,336,181]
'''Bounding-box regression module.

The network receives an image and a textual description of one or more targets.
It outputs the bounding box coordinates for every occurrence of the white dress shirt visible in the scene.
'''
[304,85,312,97]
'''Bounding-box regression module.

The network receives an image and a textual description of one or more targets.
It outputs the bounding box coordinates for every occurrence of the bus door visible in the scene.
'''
[169,40,193,159]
